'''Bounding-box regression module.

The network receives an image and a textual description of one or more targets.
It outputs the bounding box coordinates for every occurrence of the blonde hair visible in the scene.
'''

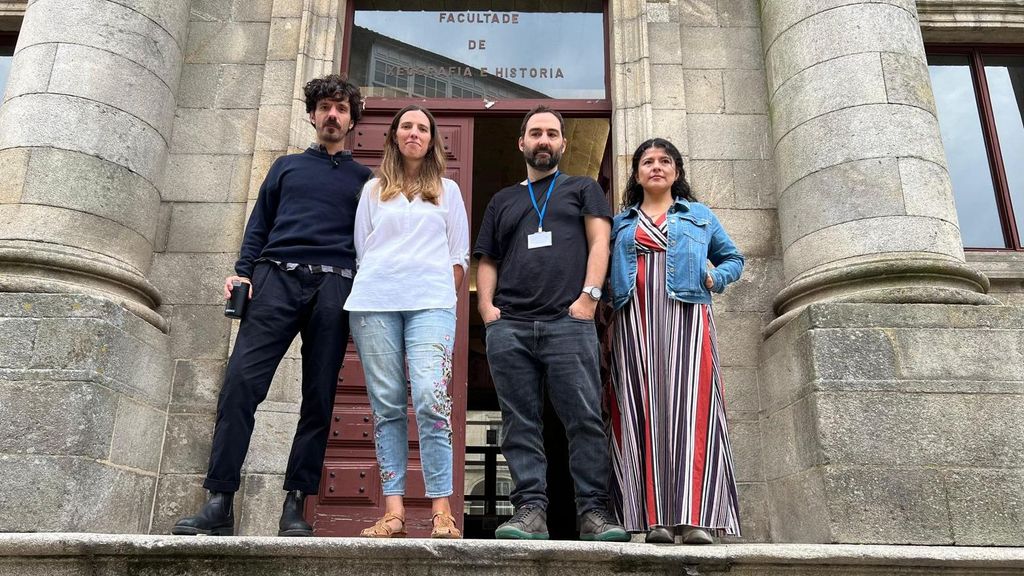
[376,105,446,205]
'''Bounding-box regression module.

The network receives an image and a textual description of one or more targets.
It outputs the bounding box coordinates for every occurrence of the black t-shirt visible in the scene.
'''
[473,172,612,321]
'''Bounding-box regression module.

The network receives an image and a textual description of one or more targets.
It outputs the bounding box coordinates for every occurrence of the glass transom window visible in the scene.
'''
[348,2,606,100]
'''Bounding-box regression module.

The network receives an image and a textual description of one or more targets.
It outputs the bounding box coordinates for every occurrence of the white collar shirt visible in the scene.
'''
[344,177,469,311]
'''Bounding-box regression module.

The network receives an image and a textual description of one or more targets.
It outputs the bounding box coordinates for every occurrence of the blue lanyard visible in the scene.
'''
[527,171,559,232]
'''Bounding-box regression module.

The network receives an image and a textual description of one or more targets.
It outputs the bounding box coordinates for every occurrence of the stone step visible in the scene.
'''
[1,534,1023,576]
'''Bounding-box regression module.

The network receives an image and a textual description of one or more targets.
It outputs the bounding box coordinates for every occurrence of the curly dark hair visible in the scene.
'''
[622,138,696,209]
[303,74,363,125]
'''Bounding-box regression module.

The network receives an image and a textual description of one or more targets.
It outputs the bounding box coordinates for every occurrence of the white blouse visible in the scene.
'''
[344,177,470,312]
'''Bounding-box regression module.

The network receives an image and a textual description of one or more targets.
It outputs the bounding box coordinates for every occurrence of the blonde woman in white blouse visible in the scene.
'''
[345,105,469,539]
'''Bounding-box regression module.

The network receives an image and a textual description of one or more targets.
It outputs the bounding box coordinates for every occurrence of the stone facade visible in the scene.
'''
[0,0,1021,546]
[761,303,1024,545]
[0,293,170,533]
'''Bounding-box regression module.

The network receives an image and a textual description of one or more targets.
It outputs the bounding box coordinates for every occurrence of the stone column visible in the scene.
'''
[0,0,187,532]
[758,1,1024,546]
[761,0,995,333]
[0,0,190,330]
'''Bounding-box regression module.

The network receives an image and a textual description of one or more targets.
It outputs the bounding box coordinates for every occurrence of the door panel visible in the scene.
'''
[329,406,422,448]
[310,114,473,537]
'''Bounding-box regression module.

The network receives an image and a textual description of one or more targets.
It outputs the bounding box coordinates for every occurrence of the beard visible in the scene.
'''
[524,145,562,171]
[317,121,345,144]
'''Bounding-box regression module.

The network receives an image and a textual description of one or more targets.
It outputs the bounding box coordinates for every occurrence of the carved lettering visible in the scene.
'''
[382,64,565,81]
[438,12,520,24]
[388,13,571,83]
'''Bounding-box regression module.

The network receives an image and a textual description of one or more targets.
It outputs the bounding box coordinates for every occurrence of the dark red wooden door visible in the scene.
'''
[308,114,473,537]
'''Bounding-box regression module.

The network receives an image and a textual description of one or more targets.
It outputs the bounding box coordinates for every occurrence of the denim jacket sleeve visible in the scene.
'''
[706,211,744,293]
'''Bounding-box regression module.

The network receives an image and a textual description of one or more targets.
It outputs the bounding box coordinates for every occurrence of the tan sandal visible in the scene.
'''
[359,512,407,538]
[430,511,462,539]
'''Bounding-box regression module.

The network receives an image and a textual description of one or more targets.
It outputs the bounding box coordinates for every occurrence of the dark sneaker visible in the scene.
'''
[579,509,629,542]
[495,504,549,540]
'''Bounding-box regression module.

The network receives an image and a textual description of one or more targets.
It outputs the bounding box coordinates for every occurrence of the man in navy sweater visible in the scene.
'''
[173,75,372,537]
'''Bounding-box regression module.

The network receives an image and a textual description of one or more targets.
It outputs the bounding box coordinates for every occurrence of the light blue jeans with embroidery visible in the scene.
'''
[350,307,456,498]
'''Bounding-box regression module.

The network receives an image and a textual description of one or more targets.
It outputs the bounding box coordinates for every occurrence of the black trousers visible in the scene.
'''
[204,262,351,494]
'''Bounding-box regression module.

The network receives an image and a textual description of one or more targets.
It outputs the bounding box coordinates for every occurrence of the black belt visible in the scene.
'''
[261,259,353,278]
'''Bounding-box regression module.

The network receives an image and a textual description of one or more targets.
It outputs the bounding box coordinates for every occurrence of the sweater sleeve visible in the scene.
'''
[234,160,283,278]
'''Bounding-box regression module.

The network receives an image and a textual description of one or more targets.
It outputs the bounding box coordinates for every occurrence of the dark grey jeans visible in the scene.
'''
[484,315,611,515]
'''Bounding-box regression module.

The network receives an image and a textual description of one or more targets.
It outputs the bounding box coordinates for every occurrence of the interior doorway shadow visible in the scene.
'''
[542,393,577,540]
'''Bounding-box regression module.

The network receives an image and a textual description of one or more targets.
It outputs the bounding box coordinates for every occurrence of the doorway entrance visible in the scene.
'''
[461,116,613,539]
[307,113,613,538]
[309,0,613,539]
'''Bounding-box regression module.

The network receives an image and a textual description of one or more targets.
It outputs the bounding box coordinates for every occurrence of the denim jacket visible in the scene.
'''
[610,198,744,310]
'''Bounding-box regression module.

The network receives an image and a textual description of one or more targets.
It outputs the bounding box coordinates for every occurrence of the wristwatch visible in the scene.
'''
[582,286,602,301]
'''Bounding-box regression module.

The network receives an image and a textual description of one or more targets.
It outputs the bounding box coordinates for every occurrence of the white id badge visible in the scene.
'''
[527,230,553,249]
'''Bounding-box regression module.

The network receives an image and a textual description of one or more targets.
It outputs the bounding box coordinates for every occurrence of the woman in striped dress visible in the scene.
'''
[608,138,744,544]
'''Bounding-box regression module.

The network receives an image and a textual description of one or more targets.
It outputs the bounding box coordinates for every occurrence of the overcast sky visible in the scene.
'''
[0,58,11,98]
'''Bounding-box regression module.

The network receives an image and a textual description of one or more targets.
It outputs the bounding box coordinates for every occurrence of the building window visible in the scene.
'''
[927,47,1024,250]
[0,32,17,99]
[466,478,513,516]
[371,55,410,96]
[412,74,446,98]
[450,84,483,99]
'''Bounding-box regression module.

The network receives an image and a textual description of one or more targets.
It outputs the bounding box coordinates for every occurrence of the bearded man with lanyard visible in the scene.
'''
[474,105,627,542]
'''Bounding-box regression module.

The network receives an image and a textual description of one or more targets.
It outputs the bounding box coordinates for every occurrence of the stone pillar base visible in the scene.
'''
[0,240,167,331]
[0,293,171,533]
[760,302,1024,546]
[767,256,997,335]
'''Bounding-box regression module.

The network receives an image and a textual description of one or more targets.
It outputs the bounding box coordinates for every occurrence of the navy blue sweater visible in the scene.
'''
[234,147,372,278]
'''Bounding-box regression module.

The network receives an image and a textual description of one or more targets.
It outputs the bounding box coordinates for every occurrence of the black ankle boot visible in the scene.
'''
[172,491,234,535]
[278,490,313,536]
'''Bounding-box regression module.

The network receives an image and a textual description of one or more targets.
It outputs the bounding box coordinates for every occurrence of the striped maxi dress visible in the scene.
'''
[609,210,741,536]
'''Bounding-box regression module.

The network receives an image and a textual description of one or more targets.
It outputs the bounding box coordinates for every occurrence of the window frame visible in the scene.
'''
[927,43,1024,251]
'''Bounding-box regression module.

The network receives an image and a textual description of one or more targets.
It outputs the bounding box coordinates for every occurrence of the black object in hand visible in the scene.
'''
[224,280,249,319]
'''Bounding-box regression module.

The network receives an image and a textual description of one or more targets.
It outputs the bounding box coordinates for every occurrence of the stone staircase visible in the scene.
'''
[1,534,1022,576]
